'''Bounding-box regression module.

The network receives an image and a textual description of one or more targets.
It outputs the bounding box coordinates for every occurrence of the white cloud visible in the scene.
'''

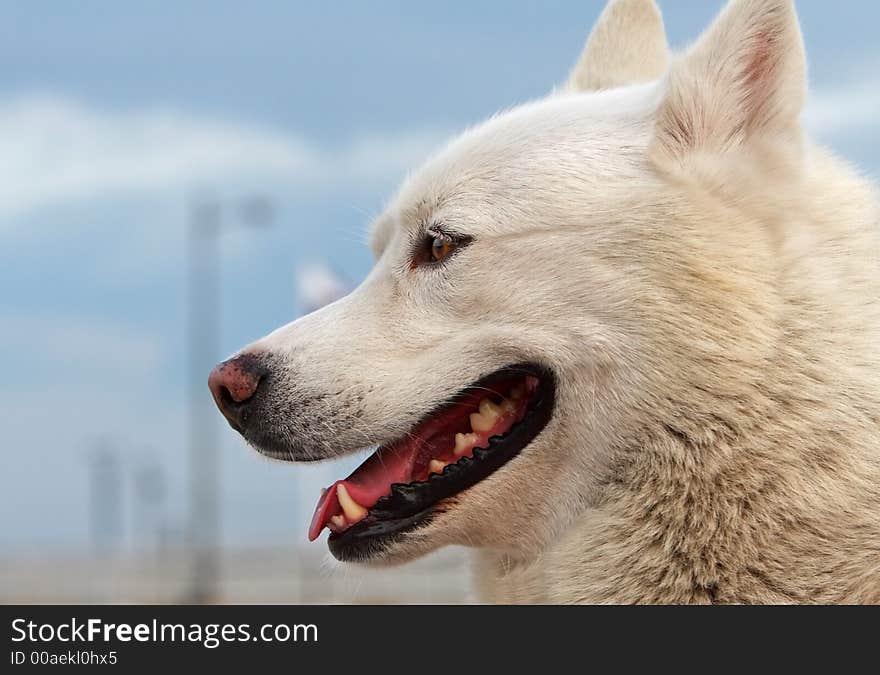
[0,311,164,378]
[0,93,447,222]
[2,79,874,227]
[805,80,880,138]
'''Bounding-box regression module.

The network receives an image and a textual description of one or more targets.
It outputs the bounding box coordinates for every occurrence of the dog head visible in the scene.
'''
[210,0,808,563]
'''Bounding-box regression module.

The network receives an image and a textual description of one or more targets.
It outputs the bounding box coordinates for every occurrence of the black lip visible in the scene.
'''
[328,363,556,562]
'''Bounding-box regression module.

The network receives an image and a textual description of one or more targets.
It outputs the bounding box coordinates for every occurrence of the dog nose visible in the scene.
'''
[208,354,265,431]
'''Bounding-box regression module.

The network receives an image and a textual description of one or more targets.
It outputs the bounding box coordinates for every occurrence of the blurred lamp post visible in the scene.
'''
[87,439,123,555]
[186,194,274,603]
[132,455,167,555]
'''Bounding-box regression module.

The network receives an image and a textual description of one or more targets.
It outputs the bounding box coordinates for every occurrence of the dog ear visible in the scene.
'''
[651,0,806,163]
[564,0,668,92]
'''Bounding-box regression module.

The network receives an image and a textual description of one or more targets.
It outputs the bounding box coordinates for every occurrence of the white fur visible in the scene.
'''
[563,0,668,92]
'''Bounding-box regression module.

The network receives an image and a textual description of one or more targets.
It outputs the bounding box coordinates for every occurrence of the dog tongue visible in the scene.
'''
[308,440,416,541]
[307,400,480,541]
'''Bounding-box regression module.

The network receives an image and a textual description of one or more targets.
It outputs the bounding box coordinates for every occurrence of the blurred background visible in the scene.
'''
[1,1,878,603]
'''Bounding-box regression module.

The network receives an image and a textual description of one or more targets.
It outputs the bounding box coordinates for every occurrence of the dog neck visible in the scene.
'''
[473,400,880,604]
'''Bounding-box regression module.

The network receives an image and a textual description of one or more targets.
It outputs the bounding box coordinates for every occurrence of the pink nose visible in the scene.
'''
[208,354,265,431]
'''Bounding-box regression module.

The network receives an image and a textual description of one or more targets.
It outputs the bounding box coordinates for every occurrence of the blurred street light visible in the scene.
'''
[132,455,167,554]
[87,439,123,555]
[186,194,275,603]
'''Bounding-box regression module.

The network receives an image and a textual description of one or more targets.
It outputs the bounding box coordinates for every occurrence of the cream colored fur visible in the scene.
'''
[564,0,668,92]
[239,0,880,603]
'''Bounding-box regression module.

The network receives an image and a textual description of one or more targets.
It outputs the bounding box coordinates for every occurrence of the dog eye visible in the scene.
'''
[430,234,455,262]
[413,229,471,268]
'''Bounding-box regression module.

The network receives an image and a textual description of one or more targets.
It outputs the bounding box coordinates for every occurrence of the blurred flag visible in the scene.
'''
[296,262,349,313]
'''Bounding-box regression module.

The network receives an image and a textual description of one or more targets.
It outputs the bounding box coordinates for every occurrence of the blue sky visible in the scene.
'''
[1,1,878,553]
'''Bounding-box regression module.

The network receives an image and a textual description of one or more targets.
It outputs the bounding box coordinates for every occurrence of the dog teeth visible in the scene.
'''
[469,412,492,433]
[330,515,346,529]
[479,399,502,417]
[428,459,447,475]
[453,432,477,457]
[470,398,501,433]
[336,484,367,523]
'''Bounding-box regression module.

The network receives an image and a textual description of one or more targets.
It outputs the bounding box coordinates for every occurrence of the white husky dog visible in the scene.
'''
[210,0,880,603]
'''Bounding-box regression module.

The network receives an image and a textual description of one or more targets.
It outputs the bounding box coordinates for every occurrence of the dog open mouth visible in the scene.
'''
[309,364,556,560]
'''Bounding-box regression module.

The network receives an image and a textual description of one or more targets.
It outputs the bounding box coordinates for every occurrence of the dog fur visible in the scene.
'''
[233,0,880,603]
